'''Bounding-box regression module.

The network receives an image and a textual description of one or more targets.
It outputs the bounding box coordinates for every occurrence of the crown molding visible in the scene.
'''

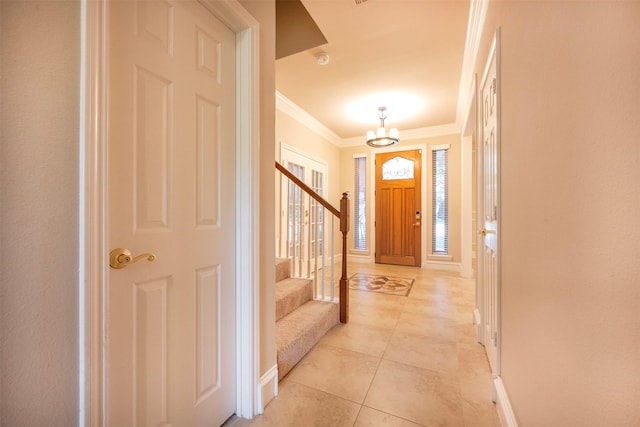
[275,91,342,147]
[456,0,489,126]
[277,3,487,148]
[277,91,460,148]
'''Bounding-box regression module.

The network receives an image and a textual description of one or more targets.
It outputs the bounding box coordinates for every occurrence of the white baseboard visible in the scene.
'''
[423,260,461,272]
[494,376,518,427]
[256,364,278,414]
[347,254,373,264]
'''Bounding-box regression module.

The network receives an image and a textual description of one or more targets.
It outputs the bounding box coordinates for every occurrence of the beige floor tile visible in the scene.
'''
[460,377,494,408]
[364,359,464,426]
[457,342,493,383]
[286,344,380,403]
[319,322,393,358]
[456,323,479,344]
[407,288,443,302]
[354,406,423,427]
[383,330,459,373]
[350,289,409,311]
[453,304,476,323]
[349,304,403,331]
[402,296,457,321]
[234,381,360,427]
[254,261,499,426]
[395,310,457,342]
[461,399,501,427]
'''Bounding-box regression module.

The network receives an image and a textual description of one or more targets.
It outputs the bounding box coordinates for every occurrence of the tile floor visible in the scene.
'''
[233,262,499,427]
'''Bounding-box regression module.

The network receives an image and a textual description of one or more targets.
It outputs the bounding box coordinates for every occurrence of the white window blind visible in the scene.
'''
[354,156,367,251]
[432,147,449,254]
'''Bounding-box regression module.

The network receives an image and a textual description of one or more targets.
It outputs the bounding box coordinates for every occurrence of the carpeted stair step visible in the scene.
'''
[275,258,290,282]
[276,300,339,380]
[276,277,313,321]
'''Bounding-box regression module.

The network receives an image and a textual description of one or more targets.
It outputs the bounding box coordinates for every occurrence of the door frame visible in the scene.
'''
[460,74,477,280]
[78,0,261,424]
[370,144,427,267]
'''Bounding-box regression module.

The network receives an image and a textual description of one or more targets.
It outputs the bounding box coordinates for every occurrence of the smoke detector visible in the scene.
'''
[316,52,330,65]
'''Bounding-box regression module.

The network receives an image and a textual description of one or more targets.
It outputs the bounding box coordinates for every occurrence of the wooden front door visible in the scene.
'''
[375,150,422,266]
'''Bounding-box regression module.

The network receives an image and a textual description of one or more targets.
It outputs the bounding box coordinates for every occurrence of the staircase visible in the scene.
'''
[275,258,339,380]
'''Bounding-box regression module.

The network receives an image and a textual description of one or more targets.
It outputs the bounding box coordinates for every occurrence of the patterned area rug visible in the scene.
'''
[349,273,414,296]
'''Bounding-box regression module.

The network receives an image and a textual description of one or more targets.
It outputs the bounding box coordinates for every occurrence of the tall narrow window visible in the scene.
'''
[432,146,449,254]
[353,156,367,251]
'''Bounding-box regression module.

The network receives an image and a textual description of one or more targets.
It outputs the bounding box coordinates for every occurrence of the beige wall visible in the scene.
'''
[0,1,80,424]
[239,0,277,379]
[276,111,342,206]
[477,1,640,425]
[338,134,462,265]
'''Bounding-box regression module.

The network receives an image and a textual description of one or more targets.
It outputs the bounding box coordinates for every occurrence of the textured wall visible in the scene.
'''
[0,1,80,424]
[478,1,640,425]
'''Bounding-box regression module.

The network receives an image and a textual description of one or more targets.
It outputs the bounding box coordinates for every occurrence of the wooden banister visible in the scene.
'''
[275,161,340,217]
[275,161,349,323]
[339,192,349,323]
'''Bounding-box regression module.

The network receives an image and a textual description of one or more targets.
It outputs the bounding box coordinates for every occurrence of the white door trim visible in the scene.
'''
[460,74,477,279]
[78,0,261,424]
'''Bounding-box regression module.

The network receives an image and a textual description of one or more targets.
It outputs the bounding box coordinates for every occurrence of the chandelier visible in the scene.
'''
[366,106,399,147]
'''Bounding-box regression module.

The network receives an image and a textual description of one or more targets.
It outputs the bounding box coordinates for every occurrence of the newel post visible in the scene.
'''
[339,192,350,323]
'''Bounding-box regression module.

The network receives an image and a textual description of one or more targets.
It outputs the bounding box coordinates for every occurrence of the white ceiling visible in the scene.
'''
[276,0,471,143]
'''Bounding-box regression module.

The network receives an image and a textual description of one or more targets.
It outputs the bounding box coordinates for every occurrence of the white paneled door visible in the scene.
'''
[479,33,500,376]
[106,1,236,425]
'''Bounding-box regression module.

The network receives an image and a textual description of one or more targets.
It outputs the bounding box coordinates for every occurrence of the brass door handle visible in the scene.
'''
[413,222,421,227]
[110,248,156,269]
[479,228,496,236]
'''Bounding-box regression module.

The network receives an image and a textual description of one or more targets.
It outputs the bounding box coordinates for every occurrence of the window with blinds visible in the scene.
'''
[432,147,449,254]
[354,156,367,251]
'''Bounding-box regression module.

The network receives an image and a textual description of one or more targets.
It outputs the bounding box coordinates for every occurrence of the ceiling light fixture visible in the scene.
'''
[366,106,399,147]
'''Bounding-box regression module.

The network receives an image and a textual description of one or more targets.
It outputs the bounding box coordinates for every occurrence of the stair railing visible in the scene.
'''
[275,161,350,323]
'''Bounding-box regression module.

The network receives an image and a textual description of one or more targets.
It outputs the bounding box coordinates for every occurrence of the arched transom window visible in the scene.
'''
[382,156,414,180]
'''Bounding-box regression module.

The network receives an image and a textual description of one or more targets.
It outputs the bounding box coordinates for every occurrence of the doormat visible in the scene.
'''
[349,273,414,296]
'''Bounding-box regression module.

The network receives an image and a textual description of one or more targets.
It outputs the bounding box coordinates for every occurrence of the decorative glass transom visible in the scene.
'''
[382,156,414,180]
